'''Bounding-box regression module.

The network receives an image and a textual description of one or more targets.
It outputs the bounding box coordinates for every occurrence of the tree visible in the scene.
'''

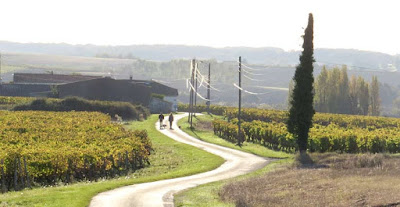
[326,67,340,113]
[349,75,359,114]
[287,13,315,153]
[369,76,381,116]
[358,77,369,115]
[314,66,328,112]
[392,97,400,117]
[338,66,351,114]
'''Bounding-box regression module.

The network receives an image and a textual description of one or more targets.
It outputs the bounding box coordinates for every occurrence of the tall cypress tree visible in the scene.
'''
[287,13,315,153]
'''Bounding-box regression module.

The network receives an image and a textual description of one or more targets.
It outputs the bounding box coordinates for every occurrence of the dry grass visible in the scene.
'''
[195,119,214,131]
[220,153,400,207]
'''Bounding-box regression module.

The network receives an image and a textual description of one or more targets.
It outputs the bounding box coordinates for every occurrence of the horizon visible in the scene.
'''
[0,0,399,55]
[0,40,397,56]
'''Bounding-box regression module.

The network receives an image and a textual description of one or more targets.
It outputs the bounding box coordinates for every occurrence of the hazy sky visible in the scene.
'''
[1,0,399,55]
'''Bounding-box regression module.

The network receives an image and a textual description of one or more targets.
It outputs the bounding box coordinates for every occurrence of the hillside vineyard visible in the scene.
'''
[0,111,152,192]
[212,108,400,153]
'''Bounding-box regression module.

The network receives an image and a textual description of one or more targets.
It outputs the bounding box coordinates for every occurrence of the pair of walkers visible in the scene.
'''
[159,112,174,130]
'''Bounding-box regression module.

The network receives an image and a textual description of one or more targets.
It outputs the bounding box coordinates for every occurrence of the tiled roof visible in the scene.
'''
[13,73,101,84]
[117,79,178,96]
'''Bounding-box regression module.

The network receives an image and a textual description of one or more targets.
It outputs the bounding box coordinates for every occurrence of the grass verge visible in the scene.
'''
[0,115,224,207]
[174,113,293,206]
[177,114,291,159]
[175,158,293,207]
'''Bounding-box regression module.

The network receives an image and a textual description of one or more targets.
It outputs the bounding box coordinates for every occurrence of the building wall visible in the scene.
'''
[58,78,152,106]
[0,84,52,97]
[148,97,173,114]
[164,96,178,112]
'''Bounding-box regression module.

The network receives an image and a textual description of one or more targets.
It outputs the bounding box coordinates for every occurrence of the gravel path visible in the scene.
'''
[89,113,271,207]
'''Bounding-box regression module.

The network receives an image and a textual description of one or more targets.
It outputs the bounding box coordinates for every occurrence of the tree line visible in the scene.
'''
[314,66,380,116]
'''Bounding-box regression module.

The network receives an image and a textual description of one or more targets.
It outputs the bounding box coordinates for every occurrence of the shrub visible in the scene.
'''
[13,97,150,120]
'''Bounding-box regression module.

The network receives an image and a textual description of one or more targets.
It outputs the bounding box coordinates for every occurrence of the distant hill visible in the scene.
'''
[0,41,398,71]
[1,41,400,116]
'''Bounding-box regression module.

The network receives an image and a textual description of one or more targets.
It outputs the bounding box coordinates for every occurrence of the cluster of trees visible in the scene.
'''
[314,66,380,116]
[95,53,138,59]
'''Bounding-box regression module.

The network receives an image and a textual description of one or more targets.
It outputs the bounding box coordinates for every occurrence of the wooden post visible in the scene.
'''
[18,157,24,189]
[24,157,30,188]
[1,159,6,193]
[110,155,115,176]
[125,151,129,171]
[102,158,107,178]
[118,153,122,170]
[83,158,88,180]
[14,158,18,191]
[66,159,71,184]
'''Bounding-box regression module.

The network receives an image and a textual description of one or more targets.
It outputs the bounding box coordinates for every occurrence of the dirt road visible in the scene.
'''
[90,113,271,207]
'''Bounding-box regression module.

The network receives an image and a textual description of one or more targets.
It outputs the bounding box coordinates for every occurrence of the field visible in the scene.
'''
[220,153,400,207]
[0,111,151,192]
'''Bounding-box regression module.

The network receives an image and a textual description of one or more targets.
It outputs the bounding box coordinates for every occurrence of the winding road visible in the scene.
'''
[89,113,271,207]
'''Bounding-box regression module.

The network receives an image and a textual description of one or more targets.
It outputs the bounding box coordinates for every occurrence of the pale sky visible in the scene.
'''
[1,0,399,55]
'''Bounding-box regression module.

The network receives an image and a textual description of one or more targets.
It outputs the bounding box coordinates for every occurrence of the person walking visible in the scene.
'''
[158,112,164,129]
[168,113,174,129]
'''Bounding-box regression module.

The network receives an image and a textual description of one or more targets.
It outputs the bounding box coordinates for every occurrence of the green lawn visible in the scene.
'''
[0,115,224,207]
[174,113,293,206]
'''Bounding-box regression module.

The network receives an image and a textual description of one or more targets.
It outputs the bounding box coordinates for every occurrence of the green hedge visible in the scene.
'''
[13,97,150,120]
[178,103,228,116]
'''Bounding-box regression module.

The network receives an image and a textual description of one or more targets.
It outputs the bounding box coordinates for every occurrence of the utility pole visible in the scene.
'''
[188,59,194,123]
[194,63,198,116]
[190,59,196,128]
[238,56,242,147]
[206,63,211,114]
[188,60,191,122]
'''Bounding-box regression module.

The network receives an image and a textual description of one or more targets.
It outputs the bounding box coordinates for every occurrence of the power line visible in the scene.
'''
[252,86,289,91]
[233,83,272,95]
[195,69,222,91]
[151,78,187,84]
[243,74,263,81]
[241,68,265,76]
[240,62,270,71]
[187,79,218,101]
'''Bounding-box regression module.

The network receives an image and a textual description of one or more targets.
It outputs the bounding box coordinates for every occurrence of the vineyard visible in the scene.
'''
[209,107,400,153]
[0,111,152,192]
